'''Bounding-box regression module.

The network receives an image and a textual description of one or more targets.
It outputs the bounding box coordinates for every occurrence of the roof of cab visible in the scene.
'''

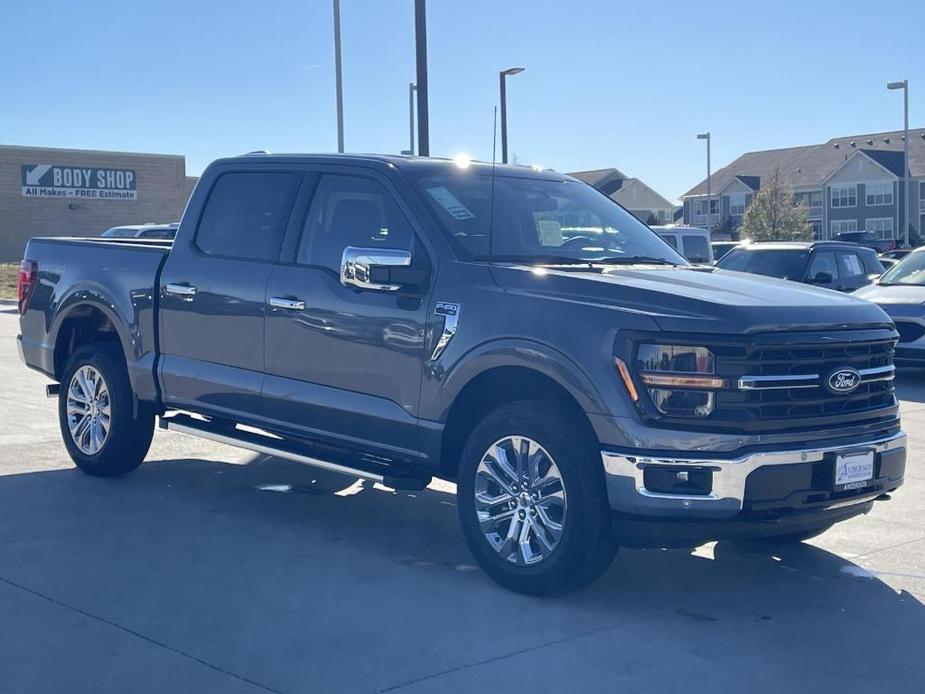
[214,152,571,181]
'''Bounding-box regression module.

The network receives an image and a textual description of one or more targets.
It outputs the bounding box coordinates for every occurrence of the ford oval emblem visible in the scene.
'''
[826,368,862,395]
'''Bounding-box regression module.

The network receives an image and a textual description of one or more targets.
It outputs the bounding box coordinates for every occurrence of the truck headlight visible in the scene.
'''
[634,344,723,418]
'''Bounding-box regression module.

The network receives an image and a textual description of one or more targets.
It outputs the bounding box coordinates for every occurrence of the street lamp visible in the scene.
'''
[500,67,525,164]
[697,132,712,227]
[887,80,910,246]
[332,0,344,153]
[414,0,429,156]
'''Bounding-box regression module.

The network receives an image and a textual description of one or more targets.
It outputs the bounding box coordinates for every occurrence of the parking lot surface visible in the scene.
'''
[1,306,924,693]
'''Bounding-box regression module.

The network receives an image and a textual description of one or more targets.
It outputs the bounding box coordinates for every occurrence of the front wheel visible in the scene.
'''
[58,344,154,476]
[456,400,617,596]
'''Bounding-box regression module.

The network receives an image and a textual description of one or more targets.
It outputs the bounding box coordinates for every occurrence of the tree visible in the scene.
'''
[738,169,812,242]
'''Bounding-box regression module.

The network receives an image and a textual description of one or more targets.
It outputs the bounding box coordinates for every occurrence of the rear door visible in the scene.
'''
[158,167,302,419]
[262,167,433,457]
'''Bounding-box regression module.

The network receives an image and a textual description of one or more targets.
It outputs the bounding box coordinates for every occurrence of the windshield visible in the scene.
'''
[879,252,925,285]
[716,248,809,280]
[410,172,686,265]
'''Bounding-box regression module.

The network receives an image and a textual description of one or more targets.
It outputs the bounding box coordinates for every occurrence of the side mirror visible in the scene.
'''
[341,246,412,292]
[809,272,833,284]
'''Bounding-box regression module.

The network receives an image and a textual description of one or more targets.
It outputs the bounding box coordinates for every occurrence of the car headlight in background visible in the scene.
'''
[632,344,723,417]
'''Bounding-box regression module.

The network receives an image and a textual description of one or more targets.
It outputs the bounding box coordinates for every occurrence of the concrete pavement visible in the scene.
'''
[1,306,924,693]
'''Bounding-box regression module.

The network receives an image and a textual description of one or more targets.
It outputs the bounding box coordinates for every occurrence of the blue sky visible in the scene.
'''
[2,0,923,202]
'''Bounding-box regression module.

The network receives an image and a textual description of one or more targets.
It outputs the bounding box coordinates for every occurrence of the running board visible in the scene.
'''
[159,413,432,491]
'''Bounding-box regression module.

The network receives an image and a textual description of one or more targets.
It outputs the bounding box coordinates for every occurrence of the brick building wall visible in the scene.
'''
[0,144,197,261]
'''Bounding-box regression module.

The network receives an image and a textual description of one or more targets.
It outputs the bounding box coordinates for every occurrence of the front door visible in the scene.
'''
[159,168,302,418]
[263,171,432,458]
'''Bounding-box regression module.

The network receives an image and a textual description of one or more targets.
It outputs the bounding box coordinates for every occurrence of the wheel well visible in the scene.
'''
[54,305,122,379]
[439,366,596,479]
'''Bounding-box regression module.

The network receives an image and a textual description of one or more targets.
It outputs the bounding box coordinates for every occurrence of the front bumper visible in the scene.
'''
[601,431,905,520]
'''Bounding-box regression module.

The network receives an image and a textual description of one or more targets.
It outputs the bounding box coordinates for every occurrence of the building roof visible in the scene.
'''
[682,128,925,198]
[567,167,628,186]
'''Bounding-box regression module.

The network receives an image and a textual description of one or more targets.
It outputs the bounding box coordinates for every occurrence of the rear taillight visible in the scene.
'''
[17,259,37,315]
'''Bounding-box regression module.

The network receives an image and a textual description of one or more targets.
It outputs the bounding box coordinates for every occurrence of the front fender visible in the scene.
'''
[422,337,619,423]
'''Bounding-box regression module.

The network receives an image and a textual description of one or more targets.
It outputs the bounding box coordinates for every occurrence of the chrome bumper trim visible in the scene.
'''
[601,431,905,514]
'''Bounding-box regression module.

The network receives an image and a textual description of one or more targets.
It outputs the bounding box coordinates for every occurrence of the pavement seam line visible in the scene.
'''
[851,535,925,561]
[377,621,620,692]
[0,574,286,694]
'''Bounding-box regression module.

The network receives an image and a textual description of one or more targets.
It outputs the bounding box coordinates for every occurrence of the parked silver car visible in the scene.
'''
[854,248,925,365]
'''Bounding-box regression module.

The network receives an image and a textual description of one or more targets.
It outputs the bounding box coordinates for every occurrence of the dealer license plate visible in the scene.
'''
[834,451,874,490]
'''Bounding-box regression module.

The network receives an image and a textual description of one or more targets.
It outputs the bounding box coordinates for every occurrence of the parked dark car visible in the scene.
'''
[710,241,741,262]
[17,154,905,595]
[855,248,925,365]
[831,230,896,254]
[101,223,179,240]
[880,248,917,261]
[716,241,885,292]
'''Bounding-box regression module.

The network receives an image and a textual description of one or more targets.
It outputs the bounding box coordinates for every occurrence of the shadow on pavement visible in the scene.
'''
[0,454,923,692]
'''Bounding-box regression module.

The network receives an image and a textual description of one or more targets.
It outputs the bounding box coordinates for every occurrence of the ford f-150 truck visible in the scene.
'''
[17,154,906,595]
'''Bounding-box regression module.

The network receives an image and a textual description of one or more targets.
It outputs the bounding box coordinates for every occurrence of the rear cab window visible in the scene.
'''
[681,235,710,263]
[195,171,301,261]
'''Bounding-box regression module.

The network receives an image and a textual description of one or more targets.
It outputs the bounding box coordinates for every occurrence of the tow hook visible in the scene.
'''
[45,383,60,398]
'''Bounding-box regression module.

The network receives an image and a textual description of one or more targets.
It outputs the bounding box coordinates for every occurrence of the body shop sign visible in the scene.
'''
[21,164,137,200]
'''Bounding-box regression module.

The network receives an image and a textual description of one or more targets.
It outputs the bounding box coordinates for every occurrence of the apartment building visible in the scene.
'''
[568,168,679,224]
[681,129,925,242]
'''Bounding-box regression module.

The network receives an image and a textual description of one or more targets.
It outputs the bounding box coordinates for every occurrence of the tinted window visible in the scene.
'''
[717,248,809,280]
[857,248,885,273]
[102,227,137,238]
[880,252,925,286]
[298,174,414,272]
[659,234,678,250]
[682,235,710,263]
[196,172,299,261]
[139,227,176,239]
[807,251,838,280]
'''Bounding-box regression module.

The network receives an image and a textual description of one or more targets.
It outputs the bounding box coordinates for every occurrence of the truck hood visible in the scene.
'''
[493,264,893,335]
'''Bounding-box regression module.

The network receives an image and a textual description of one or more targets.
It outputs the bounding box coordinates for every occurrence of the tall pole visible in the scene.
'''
[414,0,429,156]
[888,80,911,246]
[333,0,344,153]
[408,83,416,155]
[500,73,508,164]
[904,83,910,246]
[697,132,711,227]
[499,68,525,165]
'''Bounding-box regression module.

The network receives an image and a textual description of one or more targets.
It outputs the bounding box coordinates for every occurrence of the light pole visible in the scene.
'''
[500,67,525,164]
[414,0,429,156]
[333,0,344,153]
[407,83,417,155]
[697,132,711,228]
[888,80,910,246]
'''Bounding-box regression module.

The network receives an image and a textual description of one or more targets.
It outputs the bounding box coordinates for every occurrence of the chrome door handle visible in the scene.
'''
[269,297,306,311]
[165,283,197,298]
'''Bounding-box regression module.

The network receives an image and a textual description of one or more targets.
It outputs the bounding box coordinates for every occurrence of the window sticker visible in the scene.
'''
[426,186,475,220]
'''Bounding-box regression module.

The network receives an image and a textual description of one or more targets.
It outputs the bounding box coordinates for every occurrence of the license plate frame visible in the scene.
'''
[833,450,875,491]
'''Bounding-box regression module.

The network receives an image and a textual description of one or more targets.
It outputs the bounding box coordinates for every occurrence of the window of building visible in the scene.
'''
[830,184,857,208]
[810,221,823,239]
[195,172,300,261]
[831,219,858,236]
[298,174,415,272]
[729,193,747,216]
[865,181,893,206]
[866,217,895,240]
[694,198,718,216]
[809,190,823,209]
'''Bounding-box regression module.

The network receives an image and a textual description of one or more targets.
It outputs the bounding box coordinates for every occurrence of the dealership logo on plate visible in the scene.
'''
[826,367,862,395]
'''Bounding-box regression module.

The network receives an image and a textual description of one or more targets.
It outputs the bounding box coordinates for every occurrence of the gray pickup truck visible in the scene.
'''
[17,153,906,594]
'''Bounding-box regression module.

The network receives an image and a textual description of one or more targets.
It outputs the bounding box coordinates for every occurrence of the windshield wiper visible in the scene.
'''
[591,255,679,266]
[474,254,594,266]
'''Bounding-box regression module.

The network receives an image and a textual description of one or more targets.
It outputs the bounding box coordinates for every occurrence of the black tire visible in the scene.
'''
[456,400,617,596]
[58,344,154,476]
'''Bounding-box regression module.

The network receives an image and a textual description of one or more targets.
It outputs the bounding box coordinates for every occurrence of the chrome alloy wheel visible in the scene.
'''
[474,436,567,565]
[66,365,111,455]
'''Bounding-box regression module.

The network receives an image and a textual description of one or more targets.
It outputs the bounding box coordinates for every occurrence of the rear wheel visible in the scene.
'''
[457,400,617,595]
[58,345,154,476]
